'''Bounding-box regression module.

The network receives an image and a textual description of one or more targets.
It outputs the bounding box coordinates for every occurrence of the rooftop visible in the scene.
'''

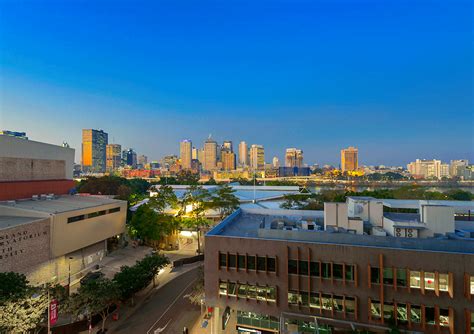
[0,195,124,214]
[0,216,46,229]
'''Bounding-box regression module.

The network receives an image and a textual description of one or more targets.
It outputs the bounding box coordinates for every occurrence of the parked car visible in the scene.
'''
[80,271,104,285]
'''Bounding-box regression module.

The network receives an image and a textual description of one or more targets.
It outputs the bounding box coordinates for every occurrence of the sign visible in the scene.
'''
[50,299,58,326]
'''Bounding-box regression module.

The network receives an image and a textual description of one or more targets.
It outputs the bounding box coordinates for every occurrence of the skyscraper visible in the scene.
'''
[249,144,265,170]
[285,148,304,168]
[222,140,233,152]
[272,156,280,168]
[180,139,192,170]
[238,141,248,167]
[450,159,469,177]
[203,136,217,171]
[124,148,137,168]
[82,129,108,173]
[138,154,148,167]
[340,146,358,172]
[221,151,236,171]
[106,144,122,172]
[192,147,199,160]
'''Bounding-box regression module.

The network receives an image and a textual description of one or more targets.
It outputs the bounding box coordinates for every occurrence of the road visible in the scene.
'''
[112,266,201,334]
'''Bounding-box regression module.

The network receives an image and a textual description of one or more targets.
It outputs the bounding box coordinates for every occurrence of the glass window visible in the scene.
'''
[470,311,474,332]
[288,291,300,305]
[322,263,331,279]
[108,207,121,213]
[439,308,450,327]
[247,285,257,299]
[397,268,407,287]
[321,294,332,310]
[470,276,474,294]
[67,214,85,223]
[301,291,309,306]
[383,268,394,285]
[397,303,408,323]
[333,295,344,312]
[345,297,355,314]
[228,282,237,296]
[439,273,449,292]
[424,272,435,290]
[370,300,382,319]
[247,256,256,270]
[257,257,266,271]
[410,305,421,324]
[228,254,236,268]
[219,281,227,296]
[238,283,247,297]
[310,261,320,277]
[371,267,380,284]
[345,265,354,281]
[299,260,309,276]
[333,264,343,280]
[309,292,320,309]
[410,271,421,289]
[425,306,435,325]
[383,302,394,320]
[288,260,298,274]
[238,255,245,270]
[257,286,267,301]
[267,257,276,272]
[219,253,227,268]
[267,287,276,302]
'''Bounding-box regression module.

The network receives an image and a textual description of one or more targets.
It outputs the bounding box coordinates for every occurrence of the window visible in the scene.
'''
[267,287,276,302]
[345,265,355,281]
[247,256,256,270]
[397,268,407,287]
[425,306,435,325]
[424,272,435,290]
[224,281,276,302]
[470,311,474,332]
[108,207,121,213]
[383,268,394,285]
[67,214,85,223]
[310,292,320,309]
[310,261,320,277]
[247,285,257,299]
[257,286,267,301]
[238,283,247,297]
[267,257,276,272]
[397,303,408,323]
[219,281,227,295]
[439,273,449,292]
[439,308,450,327]
[321,294,332,310]
[288,291,300,306]
[228,282,237,296]
[299,260,309,276]
[345,297,356,314]
[409,271,421,289]
[288,260,298,275]
[87,210,106,218]
[238,255,245,270]
[322,263,331,279]
[219,253,227,268]
[410,305,421,323]
[257,257,266,271]
[333,295,344,312]
[333,264,343,280]
[370,300,382,319]
[371,267,380,284]
[301,291,309,306]
[383,302,394,320]
[470,276,474,294]
[228,254,236,268]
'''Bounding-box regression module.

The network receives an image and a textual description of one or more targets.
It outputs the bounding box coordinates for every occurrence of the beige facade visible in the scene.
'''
[250,144,265,171]
[341,146,358,172]
[180,140,192,170]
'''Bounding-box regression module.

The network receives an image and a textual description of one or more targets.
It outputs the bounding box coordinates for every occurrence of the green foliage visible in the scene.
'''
[0,272,29,303]
[203,177,218,185]
[148,185,179,212]
[76,176,150,199]
[128,205,179,243]
[210,184,240,218]
[176,170,200,185]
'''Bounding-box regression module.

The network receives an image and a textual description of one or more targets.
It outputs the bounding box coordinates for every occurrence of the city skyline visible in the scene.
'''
[1,0,472,166]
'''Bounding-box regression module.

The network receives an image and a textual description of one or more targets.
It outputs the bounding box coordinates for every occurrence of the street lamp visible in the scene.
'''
[68,256,73,295]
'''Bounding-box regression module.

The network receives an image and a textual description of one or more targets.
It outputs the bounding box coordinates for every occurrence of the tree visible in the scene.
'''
[176,170,200,185]
[113,265,148,303]
[210,184,240,218]
[148,184,179,213]
[137,254,170,287]
[67,278,120,333]
[0,272,29,303]
[186,265,204,306]
[0,290,48,333]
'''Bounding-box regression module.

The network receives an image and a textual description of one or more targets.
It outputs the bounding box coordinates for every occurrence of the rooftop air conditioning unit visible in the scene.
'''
[32,195,39,200]
[7,200,16,206]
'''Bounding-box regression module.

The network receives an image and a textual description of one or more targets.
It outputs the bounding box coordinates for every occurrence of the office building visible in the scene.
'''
[407,159,449,180]
[341,146,358,172]
[0,136,126,286]
[273,157,280,168]
[203,137,218,171]
[138,154,148,167]
[123,148,137,168]
[450,160,469,178]
[180,139,193,170]
[82,129,108,173]
[0,130,28,139]
[285,148,304,168]
[279,166,311,177]
[238,141,248,167]
[250,144,265,171]
[192,147,199,160]
[205,197,474,333]
[221,151,236,171]
[106,144,122,172]
[223,141,233,153]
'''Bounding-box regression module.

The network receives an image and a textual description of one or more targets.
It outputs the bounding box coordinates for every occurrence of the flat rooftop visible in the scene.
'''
[0,216,46,229]
[0,195,124,214]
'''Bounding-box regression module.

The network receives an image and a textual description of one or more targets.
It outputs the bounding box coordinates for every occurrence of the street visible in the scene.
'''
[112,266,201,334]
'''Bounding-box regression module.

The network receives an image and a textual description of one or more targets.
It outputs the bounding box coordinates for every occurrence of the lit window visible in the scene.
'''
[321,294,332,310]
[424,272,435,290]
[411,305,421,323]
[470,311,474,332]
[383,302,394,320]
[219,281,227,296]
[438,273,449,292]
[439,308,450,327]
[345,297,356,314]
[370,300,382,319]
[257,286,267,301]
[309,293,320,309]
[470,276,474,294]
[228,282,237,296]
[397,303,408,323]
[333,295,344,312]
[238,283,247,297]
[267,287,276,302]
[410,271,421,289]
[247,285,257,299]
[288,291,300,306]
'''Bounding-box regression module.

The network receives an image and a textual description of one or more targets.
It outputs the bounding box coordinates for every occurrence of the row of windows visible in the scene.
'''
[370,299,451,328]
[218,280,277,302]
[288,260,355,281]
[287,290,356,314]
[370,267,451,293]
[219,253,276,272]
[67,206,121,224]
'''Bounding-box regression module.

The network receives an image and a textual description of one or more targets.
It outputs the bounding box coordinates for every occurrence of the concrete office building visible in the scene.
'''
[204,137,218,171]
[0,136,127,286]
[285,148,304,168]
[205,197,474,334]
[106,144,122,172]
[250,144,265,171]
[239,141,248,167]
[407,159,450,180]
[341,147,358,172]
[124,148,137,168]
[450,160,469,178]
[82,129,108,173]
[273,157,280,168]
[222,151,236,171]
[180,139,193,170]
[223,141,233,153]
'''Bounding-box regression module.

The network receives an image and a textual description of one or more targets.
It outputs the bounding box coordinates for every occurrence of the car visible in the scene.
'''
[80,271,104,285]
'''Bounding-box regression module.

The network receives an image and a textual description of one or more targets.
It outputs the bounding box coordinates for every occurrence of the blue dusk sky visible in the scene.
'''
[0,0,472,166]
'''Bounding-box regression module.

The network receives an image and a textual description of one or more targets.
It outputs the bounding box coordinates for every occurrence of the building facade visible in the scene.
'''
[285,148,304,168]
[180,139,193,170]
[407,159,446,179]
[106,144,122,172]
[82,129,108,173]
[204,137,218,171]
[222,151,237,171]
[341,147,358,173]
[239,141,248,167]
[450,160,469,178]
[250,144,265,171]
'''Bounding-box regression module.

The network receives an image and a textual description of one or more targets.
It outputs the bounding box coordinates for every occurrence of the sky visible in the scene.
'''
[0,0,472,166]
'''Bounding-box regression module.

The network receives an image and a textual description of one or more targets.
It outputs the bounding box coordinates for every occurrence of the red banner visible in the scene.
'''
[50,299,58,326]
